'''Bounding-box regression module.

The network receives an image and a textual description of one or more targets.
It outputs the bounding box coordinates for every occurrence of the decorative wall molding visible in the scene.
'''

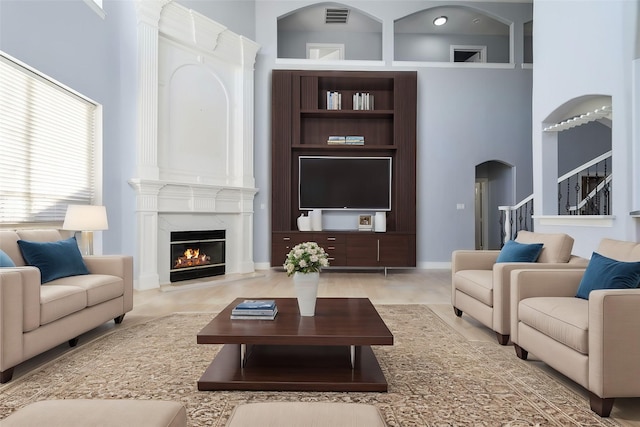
[130,0,259,290]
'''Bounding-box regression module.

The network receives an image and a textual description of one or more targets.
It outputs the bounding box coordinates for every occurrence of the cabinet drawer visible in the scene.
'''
[313,233,346,245]
[323,242,346,266]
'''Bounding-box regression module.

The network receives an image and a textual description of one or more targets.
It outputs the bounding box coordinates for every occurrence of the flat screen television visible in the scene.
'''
[298,156,392,211]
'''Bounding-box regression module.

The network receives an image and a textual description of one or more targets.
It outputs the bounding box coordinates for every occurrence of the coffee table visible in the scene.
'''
[196,297,394,392]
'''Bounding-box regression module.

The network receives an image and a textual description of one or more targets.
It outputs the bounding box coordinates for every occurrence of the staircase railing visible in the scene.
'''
[499,150,612,246]
[499,195,534,246]
[557,151,612,215]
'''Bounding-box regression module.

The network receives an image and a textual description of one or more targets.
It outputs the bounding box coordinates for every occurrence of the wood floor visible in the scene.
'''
[9,268,640,425]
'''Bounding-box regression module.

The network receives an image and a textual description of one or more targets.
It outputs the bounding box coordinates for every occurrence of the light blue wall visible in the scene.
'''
[558,121,611,176]
[395,34,510,63]
[0,0,137,257]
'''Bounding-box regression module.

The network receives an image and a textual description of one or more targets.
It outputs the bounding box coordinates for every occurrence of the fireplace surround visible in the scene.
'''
[129,1,259,289]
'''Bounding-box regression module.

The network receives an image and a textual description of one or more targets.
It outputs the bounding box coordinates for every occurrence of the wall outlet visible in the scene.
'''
[456,203,465,210]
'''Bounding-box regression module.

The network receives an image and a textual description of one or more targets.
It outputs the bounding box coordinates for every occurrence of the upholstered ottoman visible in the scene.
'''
[226,402,386,427]
[1,399,187,427]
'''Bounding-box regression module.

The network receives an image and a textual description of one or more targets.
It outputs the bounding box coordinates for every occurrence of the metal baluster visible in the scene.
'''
[558,184,563,215]
[509,210,515,241]
[566,179,571,214]
[574,174,581,215]
[591,163,600,215]
[604,159,610,215]
[518,205,524,233]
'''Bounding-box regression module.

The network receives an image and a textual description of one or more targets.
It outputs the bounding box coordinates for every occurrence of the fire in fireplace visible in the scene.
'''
[174,248,210,269]
[170,230,225,282]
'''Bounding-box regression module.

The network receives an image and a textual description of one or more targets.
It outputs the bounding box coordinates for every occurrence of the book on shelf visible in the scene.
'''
[345,136,365,145]
[230,306,278,320]
[353,92,374,111]
[326,91,342,110]
[327,135,346,145]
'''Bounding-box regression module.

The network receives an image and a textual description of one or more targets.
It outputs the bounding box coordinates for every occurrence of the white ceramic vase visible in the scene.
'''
[293,271,319,316]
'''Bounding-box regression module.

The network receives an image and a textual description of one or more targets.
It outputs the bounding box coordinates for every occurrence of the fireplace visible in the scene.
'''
[170,230,225,282]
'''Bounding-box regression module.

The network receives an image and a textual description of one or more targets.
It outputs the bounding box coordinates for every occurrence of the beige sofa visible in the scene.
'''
[0,229,133,383]
[452,231,587,344]
[510,238,640,417]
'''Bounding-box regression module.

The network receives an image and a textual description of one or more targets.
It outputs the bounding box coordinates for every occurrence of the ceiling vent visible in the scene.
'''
[325,8,349,24]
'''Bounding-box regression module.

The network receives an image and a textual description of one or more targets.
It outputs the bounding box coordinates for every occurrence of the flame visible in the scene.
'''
[174,248,211,269]
[184,248,199,259]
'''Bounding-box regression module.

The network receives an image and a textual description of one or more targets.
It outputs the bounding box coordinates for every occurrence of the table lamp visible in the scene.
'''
[62,205,109,255]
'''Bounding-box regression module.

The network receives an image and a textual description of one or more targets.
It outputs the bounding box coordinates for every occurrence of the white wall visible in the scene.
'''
[532,0,640,255]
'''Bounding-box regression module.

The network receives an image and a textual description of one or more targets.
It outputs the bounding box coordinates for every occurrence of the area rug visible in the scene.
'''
[0,306,618,426]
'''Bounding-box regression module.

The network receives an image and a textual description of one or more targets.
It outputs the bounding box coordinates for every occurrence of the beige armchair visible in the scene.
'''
[452,231,586,345]
[510,238,640,417]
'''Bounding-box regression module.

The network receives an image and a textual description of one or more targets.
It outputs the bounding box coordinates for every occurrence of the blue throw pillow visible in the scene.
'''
[496,240,544,263]
[17,237,89,284]
[575,252,640,300]
[0,249,16,267]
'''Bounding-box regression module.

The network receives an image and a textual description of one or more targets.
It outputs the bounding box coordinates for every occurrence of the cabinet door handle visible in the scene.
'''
[377,239,380,262]
[327,237,336,241]
[327,246,335,250]
[283,237,291,241]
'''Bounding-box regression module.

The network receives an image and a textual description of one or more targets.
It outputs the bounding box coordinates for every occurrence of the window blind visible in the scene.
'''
[0,53,96,223]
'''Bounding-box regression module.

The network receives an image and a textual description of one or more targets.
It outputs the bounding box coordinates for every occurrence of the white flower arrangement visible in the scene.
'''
[284,241,330,276]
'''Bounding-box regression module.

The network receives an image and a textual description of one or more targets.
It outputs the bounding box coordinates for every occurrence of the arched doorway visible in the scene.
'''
[476,160,513,250]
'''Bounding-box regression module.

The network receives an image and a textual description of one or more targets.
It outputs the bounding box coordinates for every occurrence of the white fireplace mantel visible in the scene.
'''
[130,1,260,290]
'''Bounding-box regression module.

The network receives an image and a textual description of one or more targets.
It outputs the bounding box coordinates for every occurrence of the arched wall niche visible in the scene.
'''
[394,5,512,63]
[541,95,613,216]
[277,2,382,60]
[543,94,612,126]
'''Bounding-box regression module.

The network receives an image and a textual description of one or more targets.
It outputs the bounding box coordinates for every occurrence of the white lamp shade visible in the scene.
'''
[62,205,109,231]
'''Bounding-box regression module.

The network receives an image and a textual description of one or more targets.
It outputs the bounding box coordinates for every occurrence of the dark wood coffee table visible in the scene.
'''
[196,297,394,392]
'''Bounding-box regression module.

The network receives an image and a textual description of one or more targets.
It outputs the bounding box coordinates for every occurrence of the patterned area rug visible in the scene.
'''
[0,306,619,426]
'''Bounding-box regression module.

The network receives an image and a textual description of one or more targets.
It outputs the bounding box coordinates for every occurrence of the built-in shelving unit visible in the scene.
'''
[271,70,417,268]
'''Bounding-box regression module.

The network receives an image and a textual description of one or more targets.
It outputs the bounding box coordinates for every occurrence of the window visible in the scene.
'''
[0,52,99,224]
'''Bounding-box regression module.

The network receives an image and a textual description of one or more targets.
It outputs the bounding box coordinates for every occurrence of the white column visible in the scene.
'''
[129,180,165,290]
[135,0,168,180]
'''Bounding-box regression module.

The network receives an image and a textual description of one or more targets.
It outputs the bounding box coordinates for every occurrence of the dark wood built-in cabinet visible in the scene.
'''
[271,70,417,268]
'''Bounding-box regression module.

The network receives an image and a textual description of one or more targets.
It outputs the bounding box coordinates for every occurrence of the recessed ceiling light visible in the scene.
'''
[433,16,448,26]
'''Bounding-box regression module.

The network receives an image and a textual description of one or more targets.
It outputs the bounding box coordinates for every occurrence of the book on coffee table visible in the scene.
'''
[233,300,276,310]
[231,300,278,319]
[230,306,278,320]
